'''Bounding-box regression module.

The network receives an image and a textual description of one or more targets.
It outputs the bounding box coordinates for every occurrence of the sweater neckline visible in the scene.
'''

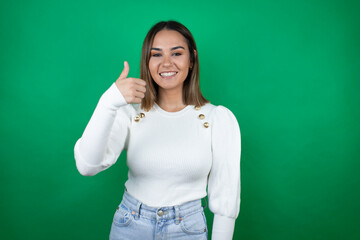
[153,102,192,117]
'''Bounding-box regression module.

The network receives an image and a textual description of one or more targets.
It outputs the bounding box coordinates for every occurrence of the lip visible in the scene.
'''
[159,71,178,74]
[159,71,178,78]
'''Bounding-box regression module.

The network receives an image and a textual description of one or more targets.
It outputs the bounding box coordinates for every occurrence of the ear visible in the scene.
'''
[190,50,197,69]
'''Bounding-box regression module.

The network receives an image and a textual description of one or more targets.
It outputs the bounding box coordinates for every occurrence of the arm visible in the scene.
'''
[74,83,130,176]
[74,61,146,176]
[208,106,241,240]
[212,215,236,239]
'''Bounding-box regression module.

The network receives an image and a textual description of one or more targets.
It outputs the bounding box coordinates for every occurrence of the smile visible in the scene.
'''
[159,71,177,77]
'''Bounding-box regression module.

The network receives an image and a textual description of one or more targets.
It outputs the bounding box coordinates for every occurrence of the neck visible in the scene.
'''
[156,87,186,112]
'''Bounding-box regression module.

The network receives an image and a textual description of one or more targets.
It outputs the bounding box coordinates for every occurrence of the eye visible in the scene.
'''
[152,53,161,57]
[173,52,182,56]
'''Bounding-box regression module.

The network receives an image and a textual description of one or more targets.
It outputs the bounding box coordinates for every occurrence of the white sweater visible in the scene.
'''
[74,83,241,239]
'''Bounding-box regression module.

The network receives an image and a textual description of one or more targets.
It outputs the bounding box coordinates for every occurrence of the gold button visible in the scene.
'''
[203,122,209,128]
[198,114,205,120]
[131,211,135,215]
[140,112,145,118]
[134,116,140,122]
[194,106,201,110]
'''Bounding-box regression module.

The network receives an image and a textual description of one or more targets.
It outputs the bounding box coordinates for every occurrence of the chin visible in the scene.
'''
[154,79,184,91]
[158,84,182,91]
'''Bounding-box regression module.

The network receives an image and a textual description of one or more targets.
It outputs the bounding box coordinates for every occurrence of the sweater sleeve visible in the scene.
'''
[74,82,131,176]
[208,105,241,240]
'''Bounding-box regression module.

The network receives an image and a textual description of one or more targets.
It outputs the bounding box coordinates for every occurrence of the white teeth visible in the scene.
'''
[160,72,176,77]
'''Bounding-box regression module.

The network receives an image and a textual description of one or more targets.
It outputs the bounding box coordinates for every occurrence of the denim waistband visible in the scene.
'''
[120,190,204,223]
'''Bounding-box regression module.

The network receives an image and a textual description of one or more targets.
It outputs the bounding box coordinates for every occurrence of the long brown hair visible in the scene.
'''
[140,20,209,112]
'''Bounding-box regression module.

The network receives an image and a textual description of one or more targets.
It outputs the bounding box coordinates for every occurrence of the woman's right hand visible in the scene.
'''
[115,61,147,104]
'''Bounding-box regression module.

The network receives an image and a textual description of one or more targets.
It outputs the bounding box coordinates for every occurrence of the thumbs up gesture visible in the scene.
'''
[115,61,147,104]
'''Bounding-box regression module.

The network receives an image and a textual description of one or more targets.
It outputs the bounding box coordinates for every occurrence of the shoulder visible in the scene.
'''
[114,103,139,125]
[196,102,217,115]
[207,103,239,128]
[208,103,237,120]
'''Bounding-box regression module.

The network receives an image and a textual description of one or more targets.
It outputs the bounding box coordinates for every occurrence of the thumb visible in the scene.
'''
[118,61,129,79]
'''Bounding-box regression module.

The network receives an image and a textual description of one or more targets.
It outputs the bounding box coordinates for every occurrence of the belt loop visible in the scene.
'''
[174,205,180,225]
[203,197,208,209]
[134,200,141,220]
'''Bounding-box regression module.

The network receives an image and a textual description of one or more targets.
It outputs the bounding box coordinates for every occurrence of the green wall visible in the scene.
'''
[1,0,359,239]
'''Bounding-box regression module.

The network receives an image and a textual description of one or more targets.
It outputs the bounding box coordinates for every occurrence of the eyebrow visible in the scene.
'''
[150,46,185,51]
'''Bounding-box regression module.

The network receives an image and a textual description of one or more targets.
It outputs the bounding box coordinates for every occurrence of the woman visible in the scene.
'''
[74,20,241,240]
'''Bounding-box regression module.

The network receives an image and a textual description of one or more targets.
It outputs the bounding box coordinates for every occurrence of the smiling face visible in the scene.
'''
[149,30,192,92]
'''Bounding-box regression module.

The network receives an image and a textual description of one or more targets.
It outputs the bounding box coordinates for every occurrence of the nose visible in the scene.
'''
[162,54,172,67]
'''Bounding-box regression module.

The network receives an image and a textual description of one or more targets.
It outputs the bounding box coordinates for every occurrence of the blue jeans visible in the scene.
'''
[109,190,208,240]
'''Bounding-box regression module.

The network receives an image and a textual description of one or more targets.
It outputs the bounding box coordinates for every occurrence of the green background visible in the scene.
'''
[1,0,359,239]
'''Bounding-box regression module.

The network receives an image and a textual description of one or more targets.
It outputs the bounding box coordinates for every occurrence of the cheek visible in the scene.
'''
[148,60,157,74]
[177,55,191,69]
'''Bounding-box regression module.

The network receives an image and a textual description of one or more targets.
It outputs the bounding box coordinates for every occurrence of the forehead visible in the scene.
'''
[152,30,187,49]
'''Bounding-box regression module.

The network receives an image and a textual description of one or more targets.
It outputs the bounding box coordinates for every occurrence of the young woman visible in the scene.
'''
[74,20,241,240]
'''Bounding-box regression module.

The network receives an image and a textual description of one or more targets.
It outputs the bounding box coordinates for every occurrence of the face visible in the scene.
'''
[149,30,192,92]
